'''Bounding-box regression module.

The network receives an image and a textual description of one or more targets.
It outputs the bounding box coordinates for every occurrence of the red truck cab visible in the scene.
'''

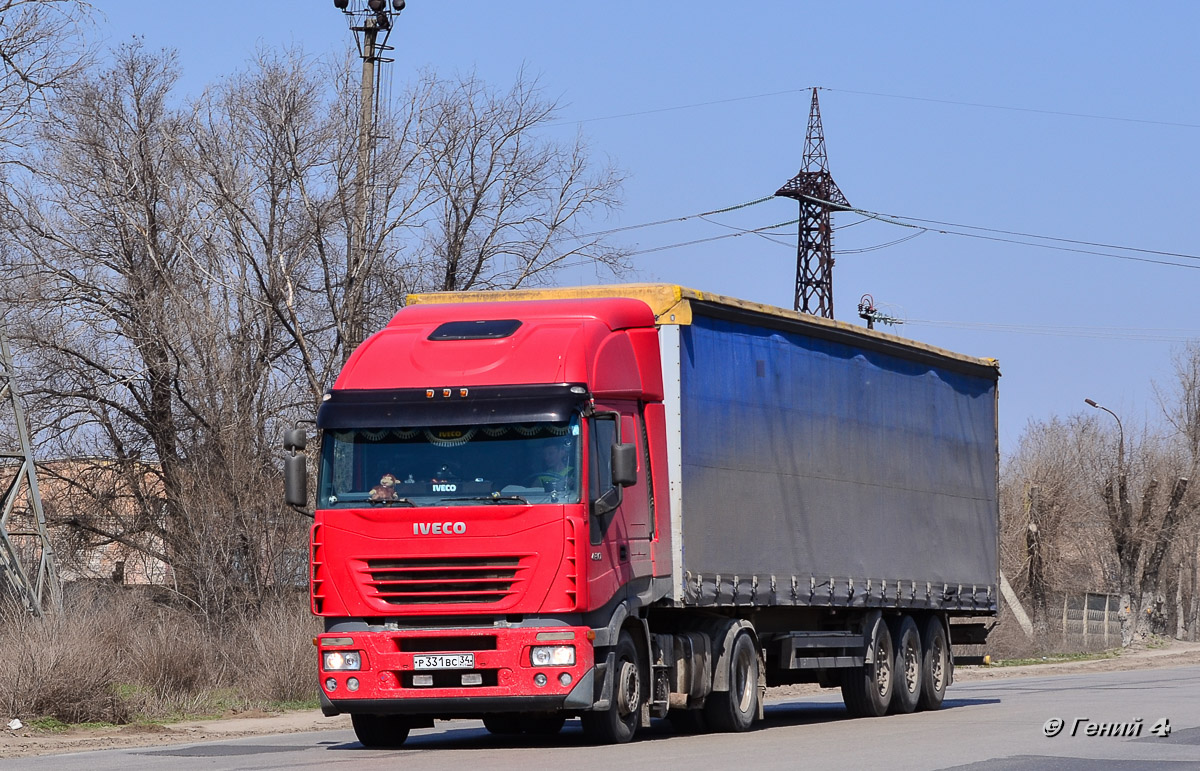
[302,297,671,744]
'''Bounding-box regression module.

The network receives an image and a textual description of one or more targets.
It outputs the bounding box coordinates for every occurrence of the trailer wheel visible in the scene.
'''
[889,616,922,714]
[917,615,949,710]
[704,630,759,732]
[351,714,411,748]
[580,630,641,744]
[841,617,894,718]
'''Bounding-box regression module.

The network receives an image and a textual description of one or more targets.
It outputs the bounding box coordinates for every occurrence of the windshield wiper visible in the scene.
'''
[367,498,417,507]
[440,494,529,505]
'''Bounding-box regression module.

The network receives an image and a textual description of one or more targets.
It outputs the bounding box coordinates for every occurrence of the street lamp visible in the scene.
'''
[1084,398,1125,473]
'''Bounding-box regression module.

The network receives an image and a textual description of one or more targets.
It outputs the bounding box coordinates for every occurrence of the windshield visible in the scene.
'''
[318,417,582,508]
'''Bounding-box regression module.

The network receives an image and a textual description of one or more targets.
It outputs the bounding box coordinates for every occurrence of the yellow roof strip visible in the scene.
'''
[406,283,997,370]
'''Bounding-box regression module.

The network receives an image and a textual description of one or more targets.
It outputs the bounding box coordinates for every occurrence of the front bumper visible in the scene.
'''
[318,626,595,716]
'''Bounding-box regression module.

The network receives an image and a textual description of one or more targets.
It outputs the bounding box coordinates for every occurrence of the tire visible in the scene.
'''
[841,616,894,718]
[667,708,708,734]
[704,630,759,732]
[351,714,411,748]
[482,714,523,735]
[917,615,949,711]
[888,616,922,714]
[580,630,642,744]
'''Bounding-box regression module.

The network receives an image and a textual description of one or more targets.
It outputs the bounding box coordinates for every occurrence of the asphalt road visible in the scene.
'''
[5,667,1198,771]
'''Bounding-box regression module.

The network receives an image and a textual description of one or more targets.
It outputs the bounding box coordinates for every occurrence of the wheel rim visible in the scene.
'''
[904,636,920,692]
[929,635,945,692]
[616,658,640,717]
[733,642,755,713]
[875,637,892,698]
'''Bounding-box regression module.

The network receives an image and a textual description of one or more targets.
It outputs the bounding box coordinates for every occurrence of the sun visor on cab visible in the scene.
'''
[316,384,586,429]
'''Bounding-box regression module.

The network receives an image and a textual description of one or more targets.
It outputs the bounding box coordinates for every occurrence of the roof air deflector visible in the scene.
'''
[429,319,522,341]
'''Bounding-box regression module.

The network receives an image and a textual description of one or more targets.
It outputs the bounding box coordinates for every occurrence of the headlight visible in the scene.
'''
[530,645,575,667]
[323,650,362,671]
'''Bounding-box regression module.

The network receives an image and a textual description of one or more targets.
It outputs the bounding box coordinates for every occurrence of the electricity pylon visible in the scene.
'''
[776,88,850,318]
[0,325,62,615]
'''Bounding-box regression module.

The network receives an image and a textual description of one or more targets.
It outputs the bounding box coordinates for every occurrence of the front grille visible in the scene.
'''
[363,556,530,606]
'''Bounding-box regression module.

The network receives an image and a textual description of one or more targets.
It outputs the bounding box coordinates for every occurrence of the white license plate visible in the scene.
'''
[413,653,475,670]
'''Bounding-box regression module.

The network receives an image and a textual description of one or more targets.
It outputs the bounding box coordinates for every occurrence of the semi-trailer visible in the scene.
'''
[283,283,1000,746]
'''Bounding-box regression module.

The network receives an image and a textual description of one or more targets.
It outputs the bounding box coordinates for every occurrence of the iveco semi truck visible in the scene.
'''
[283,283,999,747]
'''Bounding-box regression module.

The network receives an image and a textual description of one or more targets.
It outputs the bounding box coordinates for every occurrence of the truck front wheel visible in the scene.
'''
[351,714,411,748]
[841,617,894,718]
[580,630,642,744]
[704,631,759,732]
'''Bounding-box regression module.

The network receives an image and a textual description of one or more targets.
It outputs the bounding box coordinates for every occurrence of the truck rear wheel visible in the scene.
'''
[704,631,759,732]
[580,630,642,744]
[841,616,894,718]
[351,714,411,748]
[917,615,949,710]
[889,616,922,714]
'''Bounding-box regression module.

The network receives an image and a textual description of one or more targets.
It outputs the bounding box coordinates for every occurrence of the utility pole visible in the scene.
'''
[776,88,850,318]
[333,0,405,357]
[0,325,62,615]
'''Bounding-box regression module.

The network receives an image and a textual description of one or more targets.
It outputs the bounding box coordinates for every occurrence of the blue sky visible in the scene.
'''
[92,2,1200,452]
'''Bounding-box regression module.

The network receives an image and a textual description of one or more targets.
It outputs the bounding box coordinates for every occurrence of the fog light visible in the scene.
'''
[558,672,572,687]
[412,674,434,687]
[462,673,483,686]
[323,650,362,671]
[346,677,359,692]
[534,673,547,687]
[325,678,337,691]
[530,645,576,667]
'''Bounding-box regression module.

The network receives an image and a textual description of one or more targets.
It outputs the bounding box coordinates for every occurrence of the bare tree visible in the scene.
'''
[1154,343,1200,639]
[0,41,306,618]
[411,69,628,295]
[0,0,91,156]
[0,43,629,617]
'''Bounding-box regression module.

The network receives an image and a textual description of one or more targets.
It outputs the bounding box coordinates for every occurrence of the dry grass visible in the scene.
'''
[0,584,319,724]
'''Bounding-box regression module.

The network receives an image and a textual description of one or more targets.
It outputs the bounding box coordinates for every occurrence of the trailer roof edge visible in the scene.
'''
[407,283,1000,377]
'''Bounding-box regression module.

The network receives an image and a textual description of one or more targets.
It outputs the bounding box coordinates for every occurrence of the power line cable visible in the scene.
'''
[579,196,774,239]
[625,218,798,257]
[543,83,1200,131]
[549,88,811,126]
[799,194,1200,270]
[906,319,1200,343]
[821,87,1200,131]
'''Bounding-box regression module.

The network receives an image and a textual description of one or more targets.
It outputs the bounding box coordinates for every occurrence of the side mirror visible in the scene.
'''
[283,429,310,511]
[611,442,637,487]
[284,428,307,452]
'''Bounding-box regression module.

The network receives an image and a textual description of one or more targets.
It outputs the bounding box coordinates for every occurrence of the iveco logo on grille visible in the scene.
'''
[413,522,467,535]
[432,483,457,492]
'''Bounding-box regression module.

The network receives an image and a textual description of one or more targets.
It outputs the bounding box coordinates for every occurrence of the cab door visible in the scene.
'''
[585,406,653,609]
